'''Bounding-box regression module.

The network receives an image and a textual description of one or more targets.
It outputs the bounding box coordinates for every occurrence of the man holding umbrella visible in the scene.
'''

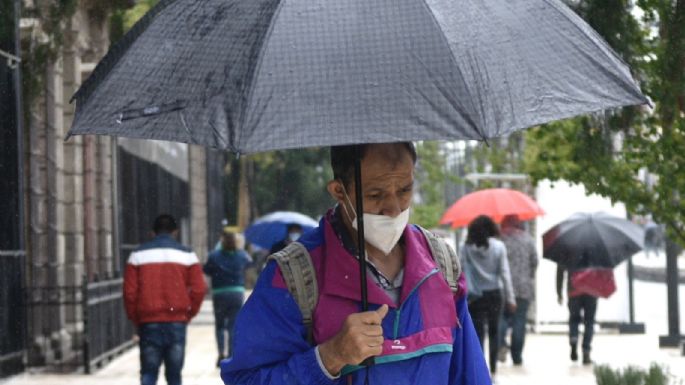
[221,143,490,384]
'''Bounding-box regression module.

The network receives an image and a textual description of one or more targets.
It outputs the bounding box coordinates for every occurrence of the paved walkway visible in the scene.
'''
[3,323,682,385]
[494,332,684,385]
[2,324,222,385]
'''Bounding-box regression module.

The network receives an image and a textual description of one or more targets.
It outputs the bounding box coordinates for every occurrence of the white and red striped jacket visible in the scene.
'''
[123,234,207,325]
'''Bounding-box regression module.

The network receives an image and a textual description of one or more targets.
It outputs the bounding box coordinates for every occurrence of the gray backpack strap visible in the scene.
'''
[418,226,462,294]
[268,242,318,344]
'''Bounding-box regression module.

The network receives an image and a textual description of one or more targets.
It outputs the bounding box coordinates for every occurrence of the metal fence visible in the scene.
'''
[83,277,135,373]
[0,251,25,377]
[23,275,135,374]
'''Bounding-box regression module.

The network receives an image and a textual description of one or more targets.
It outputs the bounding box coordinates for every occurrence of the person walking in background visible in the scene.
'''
[497,215,538,366]
[124,214,207,385]
[556,253,597,365]
[269,223,303,254]
[203,231,252,367]
[461,215,516,375]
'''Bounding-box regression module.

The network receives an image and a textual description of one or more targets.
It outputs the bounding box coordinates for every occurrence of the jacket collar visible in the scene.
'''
[320,213,438,306]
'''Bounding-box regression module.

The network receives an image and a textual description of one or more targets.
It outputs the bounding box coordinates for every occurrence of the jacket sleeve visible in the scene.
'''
[498,246,516,305]
[187,255,207,319]
[449,281,492,385]
[123,260,139,325]
[221,261,338,385]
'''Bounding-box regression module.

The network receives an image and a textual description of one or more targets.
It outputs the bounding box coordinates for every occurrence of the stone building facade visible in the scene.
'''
[0,0,225,374]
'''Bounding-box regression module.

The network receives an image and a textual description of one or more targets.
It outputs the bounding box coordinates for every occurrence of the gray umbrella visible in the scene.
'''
[543,212,645,268]
[66,0,647,349]
[67,0,646,152]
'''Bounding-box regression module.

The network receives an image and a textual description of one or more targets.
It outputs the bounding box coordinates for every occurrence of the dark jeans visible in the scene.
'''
[498,297,530,364]
[568,294,598,353]
[213,291,244,357]
[139,322,187,385]
[469,289,503,373]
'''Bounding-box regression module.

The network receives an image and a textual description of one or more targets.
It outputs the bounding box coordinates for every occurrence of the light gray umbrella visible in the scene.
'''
[543,212,645,268]
[68,0,646,152]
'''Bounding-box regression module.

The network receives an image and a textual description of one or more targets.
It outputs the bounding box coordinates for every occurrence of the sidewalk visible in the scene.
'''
[495,332,684,385]
[2,324,223,385]
[4,325,682,385]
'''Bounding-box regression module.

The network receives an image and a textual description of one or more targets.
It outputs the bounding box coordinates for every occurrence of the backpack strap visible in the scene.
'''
[268,242,318,344]
[417,226,461,294]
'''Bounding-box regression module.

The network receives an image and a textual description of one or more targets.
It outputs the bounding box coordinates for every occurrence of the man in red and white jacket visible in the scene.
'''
[124,214,207,385]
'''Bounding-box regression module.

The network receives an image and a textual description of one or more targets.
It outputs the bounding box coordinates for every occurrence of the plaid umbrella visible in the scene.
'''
[66,0,647,338]
[68,0,645,152]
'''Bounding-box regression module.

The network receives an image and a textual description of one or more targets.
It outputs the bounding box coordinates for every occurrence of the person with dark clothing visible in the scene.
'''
[124,214,207,385]
[557,256,597,365]
[460,215,516,375]
[497,215,538,365]
[203,231,252,367]
[269,223,303,254]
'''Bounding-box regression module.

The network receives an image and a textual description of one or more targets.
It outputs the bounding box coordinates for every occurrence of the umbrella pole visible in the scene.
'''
[354,147,369,311]
[354,147,374,367]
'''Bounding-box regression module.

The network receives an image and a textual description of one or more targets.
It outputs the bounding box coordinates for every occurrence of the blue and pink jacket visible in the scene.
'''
[221,213,491,385]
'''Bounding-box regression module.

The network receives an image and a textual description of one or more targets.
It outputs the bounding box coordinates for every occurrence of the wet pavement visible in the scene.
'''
[494,332,684,385]
[3,323,682,385]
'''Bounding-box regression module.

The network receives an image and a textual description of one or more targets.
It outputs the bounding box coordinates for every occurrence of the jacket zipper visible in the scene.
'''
[393,268,440,339]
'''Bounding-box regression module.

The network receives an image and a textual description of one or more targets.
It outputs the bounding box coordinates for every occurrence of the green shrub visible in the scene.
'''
[594,364,677,385]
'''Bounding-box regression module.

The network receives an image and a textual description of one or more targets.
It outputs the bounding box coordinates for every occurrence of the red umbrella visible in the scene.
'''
[440,188,545,228]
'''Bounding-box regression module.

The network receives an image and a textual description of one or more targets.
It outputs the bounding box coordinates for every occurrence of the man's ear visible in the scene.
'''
[326,179,345,203]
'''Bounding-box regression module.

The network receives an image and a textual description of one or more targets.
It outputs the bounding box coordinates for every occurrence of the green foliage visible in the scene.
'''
[21,0,79,117]
[245,148,333,219]
[110,0,159,40]
[471,133,526,175]
[412,142,448,228]
[21,0,133,122]
[523,0,685,247]
[594,363,674,385]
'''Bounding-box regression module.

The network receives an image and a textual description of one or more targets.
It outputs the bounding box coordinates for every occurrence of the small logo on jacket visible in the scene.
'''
[391,339,406,350]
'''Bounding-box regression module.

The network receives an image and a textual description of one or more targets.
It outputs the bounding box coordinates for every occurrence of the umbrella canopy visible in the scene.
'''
[543,212,645,268]
[65,0,647,333]
[68,0,646,152]
[440,188,544,228]
[245,211,318,250]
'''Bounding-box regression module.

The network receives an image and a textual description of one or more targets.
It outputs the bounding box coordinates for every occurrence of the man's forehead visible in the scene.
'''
[360,153,414,185]
[361,144,414,169]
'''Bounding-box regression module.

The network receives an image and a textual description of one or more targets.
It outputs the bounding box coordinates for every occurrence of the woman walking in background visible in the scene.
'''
[461,215,516,375]
[204,231,252,367]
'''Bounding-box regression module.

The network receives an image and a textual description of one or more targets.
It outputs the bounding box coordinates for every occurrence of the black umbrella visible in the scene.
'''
[543,212,645,268]
[66,0,647,342]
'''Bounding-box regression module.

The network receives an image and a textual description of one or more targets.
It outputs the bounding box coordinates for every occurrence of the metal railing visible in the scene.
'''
[83,277,135,373]
[23,274,135,374]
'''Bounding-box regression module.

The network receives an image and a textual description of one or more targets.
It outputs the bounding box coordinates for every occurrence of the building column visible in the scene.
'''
[96,136,114,278]
[189,145,208,260]
[62,33,85,288]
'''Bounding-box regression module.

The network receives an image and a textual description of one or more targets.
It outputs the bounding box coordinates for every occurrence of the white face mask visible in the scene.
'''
[340,187,410,255]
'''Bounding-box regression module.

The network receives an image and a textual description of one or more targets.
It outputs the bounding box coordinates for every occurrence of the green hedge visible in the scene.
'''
[595,364,680,385]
